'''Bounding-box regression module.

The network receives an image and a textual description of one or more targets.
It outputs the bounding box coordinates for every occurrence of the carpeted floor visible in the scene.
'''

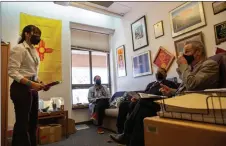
[42,125,121,146]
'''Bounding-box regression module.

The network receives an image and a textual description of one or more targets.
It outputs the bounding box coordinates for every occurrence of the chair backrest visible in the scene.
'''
[209,53,226,88]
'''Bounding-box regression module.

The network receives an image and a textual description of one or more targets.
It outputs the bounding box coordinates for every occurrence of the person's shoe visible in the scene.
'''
[110,133,126,144]
[91,113,97,121]
[97,127,104,134]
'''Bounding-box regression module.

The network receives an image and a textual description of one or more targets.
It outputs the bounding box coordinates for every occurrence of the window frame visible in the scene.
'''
[71,47,111,108]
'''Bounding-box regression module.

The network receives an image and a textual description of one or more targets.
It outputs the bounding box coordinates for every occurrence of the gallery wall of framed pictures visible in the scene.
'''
[119,2,226,79]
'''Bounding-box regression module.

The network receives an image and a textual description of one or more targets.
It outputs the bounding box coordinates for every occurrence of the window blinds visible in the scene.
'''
[71,29,109,52]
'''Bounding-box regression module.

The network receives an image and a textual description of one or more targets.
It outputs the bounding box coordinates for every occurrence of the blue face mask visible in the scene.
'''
[95,79,101,85]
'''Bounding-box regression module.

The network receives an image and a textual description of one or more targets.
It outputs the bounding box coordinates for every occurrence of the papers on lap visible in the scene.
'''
[204,88,226,92]
[138,93,167,99]
[127,92,166,99]
[127,91,141,99]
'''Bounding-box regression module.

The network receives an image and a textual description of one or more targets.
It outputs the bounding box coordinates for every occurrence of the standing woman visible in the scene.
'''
[8,25,48,146]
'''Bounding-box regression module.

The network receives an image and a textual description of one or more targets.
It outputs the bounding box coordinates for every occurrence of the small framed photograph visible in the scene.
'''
[132,50,153,77]
[116,45,127,77]
[214,21,226,45]
[169,2,206,38]
[154,21,164,39]
[131,15,149,51]
[153,46,175,71]
[212,2,226,15]
[174,32,205,58]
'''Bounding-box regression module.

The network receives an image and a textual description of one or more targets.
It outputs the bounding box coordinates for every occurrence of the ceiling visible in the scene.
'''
[54,1,139,18]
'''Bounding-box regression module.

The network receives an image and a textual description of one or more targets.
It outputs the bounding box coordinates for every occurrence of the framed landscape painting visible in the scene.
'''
[131,15,149,51]
[132,50,153,77]
[116,45,127,77]
[153,46,175,71]
[169,2,206,38]
[174,32,205,58]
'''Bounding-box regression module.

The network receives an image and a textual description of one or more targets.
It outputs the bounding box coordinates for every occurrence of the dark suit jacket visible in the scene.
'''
[144,79,178,95]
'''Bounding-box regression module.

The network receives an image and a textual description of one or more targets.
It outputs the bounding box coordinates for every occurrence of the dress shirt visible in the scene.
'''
[8,41,40,82]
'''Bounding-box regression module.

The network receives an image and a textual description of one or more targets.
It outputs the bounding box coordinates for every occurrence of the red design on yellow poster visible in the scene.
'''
[20,13,62,83]
[36,40,53,61]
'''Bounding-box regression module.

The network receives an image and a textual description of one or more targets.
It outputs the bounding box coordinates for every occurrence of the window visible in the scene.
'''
[71,49,111,106]
[72,50,90,84]
[92,51,109,84]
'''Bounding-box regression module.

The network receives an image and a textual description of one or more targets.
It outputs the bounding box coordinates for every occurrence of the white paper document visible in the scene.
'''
[204,88,226,92]
[138,93,167,99]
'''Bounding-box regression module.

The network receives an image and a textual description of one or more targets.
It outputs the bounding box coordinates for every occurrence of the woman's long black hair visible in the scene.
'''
[18,25,36,44]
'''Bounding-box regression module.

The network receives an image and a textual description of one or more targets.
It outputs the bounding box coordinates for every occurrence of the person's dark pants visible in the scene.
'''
[10,81,39,146]
[94,99,109,126]
[123,98,161,146]
[117,101,137,133]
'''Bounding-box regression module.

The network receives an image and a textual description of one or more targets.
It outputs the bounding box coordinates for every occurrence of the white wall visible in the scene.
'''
[1,2,116,126]
[112,2,226,91]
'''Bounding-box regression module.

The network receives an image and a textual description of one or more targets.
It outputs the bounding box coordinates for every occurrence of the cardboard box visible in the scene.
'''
[58,118,76,136]
[49,124,62,143]
[144,116,226,146]
[68,119,76,135]
[39,126,50,145]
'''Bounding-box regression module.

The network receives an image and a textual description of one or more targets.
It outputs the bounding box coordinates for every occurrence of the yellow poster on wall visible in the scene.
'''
[20,13,62,83]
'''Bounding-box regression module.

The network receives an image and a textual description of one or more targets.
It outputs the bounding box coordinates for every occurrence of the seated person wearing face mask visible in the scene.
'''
[115,67,178,134]
[110,41,219,146]
[88,75,110,134]
[160,40,219,96]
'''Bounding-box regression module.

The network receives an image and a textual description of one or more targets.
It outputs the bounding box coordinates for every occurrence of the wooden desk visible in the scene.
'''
[38,110,69,138]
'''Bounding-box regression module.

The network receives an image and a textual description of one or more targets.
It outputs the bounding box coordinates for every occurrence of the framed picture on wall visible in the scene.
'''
[131,15,149,51]
[132,50,153,77]
[169,2,206,38]
[212,2,226,15]
[214,21,226,45]
[153,20,164,39]
[153,46,175,71]
[174,32,205,58]
[116,45,127,77]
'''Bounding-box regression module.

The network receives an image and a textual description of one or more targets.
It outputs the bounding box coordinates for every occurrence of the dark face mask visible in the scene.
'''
[183,54,194,65]
[95,79,101,85]
[155,73,165,81]
[30,35,41,45]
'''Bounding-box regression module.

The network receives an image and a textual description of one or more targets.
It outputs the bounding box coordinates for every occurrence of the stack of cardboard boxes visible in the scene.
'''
[38,118,76,145]
[39,124,62,145]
